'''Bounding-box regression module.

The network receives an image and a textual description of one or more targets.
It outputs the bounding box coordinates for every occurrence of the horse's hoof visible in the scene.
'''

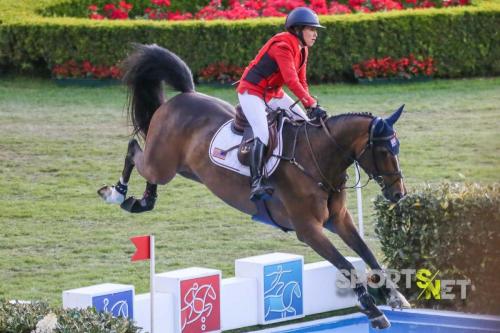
[120,196,156,213]
[388,289,411,309]
[370,313,391,329]
[98,185,125,204]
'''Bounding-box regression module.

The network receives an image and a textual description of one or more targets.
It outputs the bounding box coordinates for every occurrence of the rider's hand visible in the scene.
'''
[307,105,328,121]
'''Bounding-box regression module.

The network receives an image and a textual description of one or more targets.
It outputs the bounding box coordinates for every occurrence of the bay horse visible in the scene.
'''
[98,44,410,329]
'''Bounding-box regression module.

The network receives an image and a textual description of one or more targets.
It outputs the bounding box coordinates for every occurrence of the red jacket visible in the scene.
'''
[237,32,316,108]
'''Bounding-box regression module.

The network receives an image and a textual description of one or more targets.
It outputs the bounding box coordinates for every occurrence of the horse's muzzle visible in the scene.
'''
[383,181,406,203]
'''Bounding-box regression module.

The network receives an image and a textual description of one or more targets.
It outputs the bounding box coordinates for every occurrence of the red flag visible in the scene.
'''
[131,235,151,261]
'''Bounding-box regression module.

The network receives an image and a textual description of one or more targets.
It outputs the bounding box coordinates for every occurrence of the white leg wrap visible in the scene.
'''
[100,186,125,204]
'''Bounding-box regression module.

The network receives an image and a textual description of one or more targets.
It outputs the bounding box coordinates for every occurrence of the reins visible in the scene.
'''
[275,109,403,195]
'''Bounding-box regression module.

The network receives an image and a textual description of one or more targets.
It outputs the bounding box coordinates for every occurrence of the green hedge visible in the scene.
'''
[0,0,499,81]
[374,183,500,314]
[0,300,140,333]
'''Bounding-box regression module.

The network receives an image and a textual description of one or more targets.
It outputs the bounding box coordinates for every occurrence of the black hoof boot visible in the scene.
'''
[120,185,157,213]
[356,284,391,329]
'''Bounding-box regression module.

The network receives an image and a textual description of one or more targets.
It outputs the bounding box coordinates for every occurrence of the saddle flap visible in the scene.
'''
[234,104,281,166]
[209,119,285,178]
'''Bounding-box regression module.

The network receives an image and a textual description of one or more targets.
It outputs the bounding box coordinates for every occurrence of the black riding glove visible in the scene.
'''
[307,105,328,121]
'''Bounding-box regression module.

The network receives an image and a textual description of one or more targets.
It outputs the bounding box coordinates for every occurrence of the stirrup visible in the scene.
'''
[250,178,274,201]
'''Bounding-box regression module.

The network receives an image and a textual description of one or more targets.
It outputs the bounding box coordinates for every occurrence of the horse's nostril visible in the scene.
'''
[394,192,403,201]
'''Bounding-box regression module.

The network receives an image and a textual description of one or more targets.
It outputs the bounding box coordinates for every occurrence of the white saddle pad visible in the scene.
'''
[209,119,284,177]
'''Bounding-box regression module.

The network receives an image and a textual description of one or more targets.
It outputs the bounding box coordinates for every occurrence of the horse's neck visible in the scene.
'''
[324,115,371,173]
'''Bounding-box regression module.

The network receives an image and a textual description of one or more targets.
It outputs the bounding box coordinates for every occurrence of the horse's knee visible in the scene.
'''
[295,227,317,244]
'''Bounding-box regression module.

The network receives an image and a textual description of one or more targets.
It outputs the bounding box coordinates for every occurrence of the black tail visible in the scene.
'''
[122,43,195,137]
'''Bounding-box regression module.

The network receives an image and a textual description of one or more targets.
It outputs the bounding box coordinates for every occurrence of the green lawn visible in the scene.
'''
[0,76,498,306]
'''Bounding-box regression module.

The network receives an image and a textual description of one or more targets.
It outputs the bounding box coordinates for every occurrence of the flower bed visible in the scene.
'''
[198,62,245,84]
[87,0,471,21]
[52,60,122,86]
[1,0,497,81]
[353,55,436,82]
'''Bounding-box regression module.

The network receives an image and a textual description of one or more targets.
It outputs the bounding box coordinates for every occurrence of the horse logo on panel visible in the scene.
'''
[103,298,129,317]
[92,290,134,319]
[263,261,303,322]
[180,275,221,333]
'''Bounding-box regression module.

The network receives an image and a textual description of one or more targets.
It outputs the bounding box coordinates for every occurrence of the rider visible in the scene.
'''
[237,7,328,202]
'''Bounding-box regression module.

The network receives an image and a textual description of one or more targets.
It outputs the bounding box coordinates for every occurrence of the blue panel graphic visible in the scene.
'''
[263,259,303,322]
[92,290,133,319]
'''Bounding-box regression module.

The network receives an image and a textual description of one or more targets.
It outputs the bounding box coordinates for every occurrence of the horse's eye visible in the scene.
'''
[378,149,389,157]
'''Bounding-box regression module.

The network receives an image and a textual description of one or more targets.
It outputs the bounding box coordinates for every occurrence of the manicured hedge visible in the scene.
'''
[374,183,500,314]
[0,0,499,81]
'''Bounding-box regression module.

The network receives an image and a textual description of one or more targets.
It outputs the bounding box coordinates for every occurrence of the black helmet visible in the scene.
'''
[285,7,325,30]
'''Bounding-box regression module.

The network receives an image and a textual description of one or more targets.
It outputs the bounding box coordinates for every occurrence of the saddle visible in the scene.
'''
[231,104,282,166]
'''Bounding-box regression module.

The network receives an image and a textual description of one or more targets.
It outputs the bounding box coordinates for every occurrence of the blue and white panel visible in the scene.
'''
[92,289,134,318]
[62,283,134,320]
[263,260,303,322]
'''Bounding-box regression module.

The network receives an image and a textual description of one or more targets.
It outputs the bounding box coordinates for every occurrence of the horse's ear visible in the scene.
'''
[385,104,405,127]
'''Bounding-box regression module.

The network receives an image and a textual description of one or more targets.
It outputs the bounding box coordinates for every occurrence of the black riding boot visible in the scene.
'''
[249,138,274,201]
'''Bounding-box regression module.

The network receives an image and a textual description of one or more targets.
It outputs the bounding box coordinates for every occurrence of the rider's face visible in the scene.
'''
[302,26,318,47]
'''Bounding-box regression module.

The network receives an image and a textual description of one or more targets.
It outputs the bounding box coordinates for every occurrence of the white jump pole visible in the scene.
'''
[355,163,364,239]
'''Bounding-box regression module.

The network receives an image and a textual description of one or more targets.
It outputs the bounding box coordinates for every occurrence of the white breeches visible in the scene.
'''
[238,91,309,146]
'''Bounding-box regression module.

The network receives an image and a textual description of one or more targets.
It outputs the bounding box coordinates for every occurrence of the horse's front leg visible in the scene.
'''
[293,219,390,329]
[329,191,410,309]
[98,139,157,213]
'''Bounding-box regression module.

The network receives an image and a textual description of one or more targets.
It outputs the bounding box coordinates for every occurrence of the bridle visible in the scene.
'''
[280,113,404,194]
[354,117,404,192]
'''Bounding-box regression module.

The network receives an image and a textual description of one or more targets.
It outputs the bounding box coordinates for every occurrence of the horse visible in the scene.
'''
[98,44,410,329]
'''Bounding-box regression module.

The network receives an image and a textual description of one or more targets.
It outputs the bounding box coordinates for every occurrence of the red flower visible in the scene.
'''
[89,13,105,19]
[103,3,116,12]
[88,4,98,12]
[151,0,170,7]
[352,55,436,79]
[309,0,329,14]
[119,1,133,11]
[329,2,352,14]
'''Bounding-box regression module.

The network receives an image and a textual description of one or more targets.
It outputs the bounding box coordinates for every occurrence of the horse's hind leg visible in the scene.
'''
[97,139,158,213]
[118,139,158,213]
[98,139,137,204]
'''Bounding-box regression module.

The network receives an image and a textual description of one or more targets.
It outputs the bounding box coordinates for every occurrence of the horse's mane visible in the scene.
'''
[329,112,374,121]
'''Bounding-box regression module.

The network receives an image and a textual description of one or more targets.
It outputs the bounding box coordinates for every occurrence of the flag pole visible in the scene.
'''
[150,234,155,333]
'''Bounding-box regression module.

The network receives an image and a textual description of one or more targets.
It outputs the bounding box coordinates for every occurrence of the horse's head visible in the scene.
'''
[355,105,406,203]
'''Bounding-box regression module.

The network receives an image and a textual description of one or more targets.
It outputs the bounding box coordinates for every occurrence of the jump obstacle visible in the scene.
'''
[63,252,366,333]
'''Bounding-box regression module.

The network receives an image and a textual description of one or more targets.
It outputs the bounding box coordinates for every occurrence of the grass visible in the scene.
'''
[0,76,498,310]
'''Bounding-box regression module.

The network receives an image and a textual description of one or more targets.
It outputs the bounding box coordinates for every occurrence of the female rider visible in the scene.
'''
[236,7,328,202]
